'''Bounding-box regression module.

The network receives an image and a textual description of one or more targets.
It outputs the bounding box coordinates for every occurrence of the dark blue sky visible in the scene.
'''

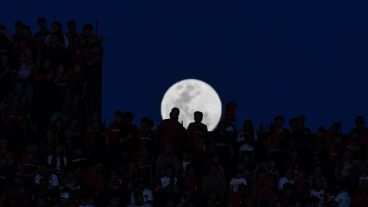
[2,0,368,131]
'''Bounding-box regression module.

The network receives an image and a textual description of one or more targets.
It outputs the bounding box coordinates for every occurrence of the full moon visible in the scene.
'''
[161,79,222,131]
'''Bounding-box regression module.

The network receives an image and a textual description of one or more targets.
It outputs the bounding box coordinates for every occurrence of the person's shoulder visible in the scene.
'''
[160,119,170,124]
[187,122,195,128]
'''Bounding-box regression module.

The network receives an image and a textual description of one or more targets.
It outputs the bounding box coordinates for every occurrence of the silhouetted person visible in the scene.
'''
[138,117,156,153]
[107,110,123,145]
[349,116,368,149]
[292,115,312,164]
[34,17,50,40]
[0,54,12,100]
[33,17,50,64]
[65,20,79,58]
[80,24,103,124]
[118,112,139,154]
[0,26,12,54]
[187,111,208,153]
[158,107,186,154]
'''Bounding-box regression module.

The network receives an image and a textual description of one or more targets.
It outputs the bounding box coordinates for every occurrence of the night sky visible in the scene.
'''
[2,0,368,131]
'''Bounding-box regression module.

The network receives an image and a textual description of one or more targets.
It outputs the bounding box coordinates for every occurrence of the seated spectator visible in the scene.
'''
[136,146,154,181]
[201,164,226,199]
[155,144,181,178]
[0,139,14,172]
[62,170,80,191]
[229,170,247,193]
[158,165,178,194]
[211,121,235,174]
[309,176,326,207]
[236,152,255,181]
[81,162,106,191]
[253,164,277,206]
[179,164,199,193]
[334,181,351,207]
[34,165,59,189]
[129,179,153,206]
[278,170,295,190]
[50,103,72,127]
[351,179,368,207]
[308,166,327,190]
[0,174,31,206]
[294,167,309,205]
[19,143,40,176]
[236,120,256,157]
[359,164,368,186]
[46,144,68,172]
[237,120,257,143]
[277,183,298,207]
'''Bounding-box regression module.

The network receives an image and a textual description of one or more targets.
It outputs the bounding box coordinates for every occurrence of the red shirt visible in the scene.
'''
[107,122,121,142]
[158,119,186,152]
[187,122,208,150]
[351,191,368,207]
[82,170,106,189]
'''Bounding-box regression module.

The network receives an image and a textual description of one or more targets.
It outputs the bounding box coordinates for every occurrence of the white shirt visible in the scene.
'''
[335,191,351,207]
[49,174,59,187]
[239,144,255,152]
[229,177,247,192]
[47,155,67,170]
[310,189,325,207]
[160,177,178,188]
[182,161,191,172]
[278,177,294,190]
[18,64,31,79]
[130,188,153,205]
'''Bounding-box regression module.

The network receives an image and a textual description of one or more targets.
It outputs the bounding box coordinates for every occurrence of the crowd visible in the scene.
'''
[0,19,368,207]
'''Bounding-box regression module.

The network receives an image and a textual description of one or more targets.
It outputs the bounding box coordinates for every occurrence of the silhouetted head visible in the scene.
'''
[194,111,203,123]
[296,115,305,129]
[83,24,93,36]
[356,116,365,128]
[275,115,284,128]
[15,21,23,34]
[141,117,154,129]
[0,25,6,34]
[67,20,76,33]
[122,112,134,124]
[37,17,47,30]
[169,107,180,120]
[289,117,297,129]
[114,111,123,123]
[52,21,62,33]
[22,25,32,36]
[243,120,253,132]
